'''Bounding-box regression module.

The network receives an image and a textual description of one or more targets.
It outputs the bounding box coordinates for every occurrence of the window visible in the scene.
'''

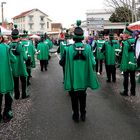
[40,23,45,29]
[23,17,25,22]
[29,15,33,21]
[47,22,49,28]
[40,16,45,22]
[29,23,34,30]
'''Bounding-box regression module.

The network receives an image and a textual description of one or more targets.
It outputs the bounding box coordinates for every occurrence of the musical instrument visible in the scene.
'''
[135,35,140,66]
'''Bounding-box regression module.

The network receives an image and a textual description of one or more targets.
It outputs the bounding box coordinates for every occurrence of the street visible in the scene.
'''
[0,52,140,140]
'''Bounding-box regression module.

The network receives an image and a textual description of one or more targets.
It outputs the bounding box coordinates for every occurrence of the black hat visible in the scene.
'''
[109,29,114,40]
[11,24,19,39]
[65,29,70,39]
[73,20,84,40]
[99,34,103,39]
[21,30,28,38]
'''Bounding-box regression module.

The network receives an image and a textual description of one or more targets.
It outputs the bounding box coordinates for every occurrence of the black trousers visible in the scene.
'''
[123,70,136,95]
[96,59,103,74]
[105,65,116,82]
[14,76,27,99]
[62,66,65,82]
[40,60,48,71]
[0,93,13,116]
[69,90,86,117]
[27,68,31,84]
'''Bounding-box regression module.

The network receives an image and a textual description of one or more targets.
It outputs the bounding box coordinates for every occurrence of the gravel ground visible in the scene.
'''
[0,97,32,140]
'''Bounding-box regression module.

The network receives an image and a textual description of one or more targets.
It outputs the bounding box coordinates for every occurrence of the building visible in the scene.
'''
[51,23,62,32]
[12,8,52,34]
[86,9,126,35]
[46,23,63,39]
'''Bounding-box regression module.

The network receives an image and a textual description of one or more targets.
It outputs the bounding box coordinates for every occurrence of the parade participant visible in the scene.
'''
[37,35,49,71]
[102,32,118,83]
[120,25,136,96]
[134,30,140,77]
[0,32,17,122]
[9,26,29,99]
[57,29,71,82]
[20,31,36,86]
[44,33,53,49]
[93,34,105,75]
[59,20,100,122]
[44,33,53,61]
[57,29,71,58]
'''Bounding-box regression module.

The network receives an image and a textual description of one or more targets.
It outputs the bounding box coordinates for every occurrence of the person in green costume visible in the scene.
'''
[44,33,53,61]
[120,25,136,96]
[0,32,17,123]
[20,30,36,86]
[9,27,29,99]
[57,29,71,82]
[44,33,53,49]
[102,31,120,83]
[59,20,100,122]
[93,34,105,75]
[37,35,50,71]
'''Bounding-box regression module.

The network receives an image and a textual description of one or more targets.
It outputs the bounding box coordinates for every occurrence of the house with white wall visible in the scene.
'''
[12,8,52,34]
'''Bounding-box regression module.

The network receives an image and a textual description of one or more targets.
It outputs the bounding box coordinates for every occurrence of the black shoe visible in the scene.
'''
[81,114,86,122]
[0,114,2,123]
[120,91,128,96]
[45,68,47,71]
[106,80,111,83]
[112,80,116,83]
[27,82,31,86]
[22,95,30,99]
[72,114,79,123]
[131,93,136,96]
[15,96,20,100]
[29,75,32,78]
[3,111,13,123]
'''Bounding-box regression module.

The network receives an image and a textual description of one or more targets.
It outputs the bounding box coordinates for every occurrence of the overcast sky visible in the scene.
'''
[1,0,104,27]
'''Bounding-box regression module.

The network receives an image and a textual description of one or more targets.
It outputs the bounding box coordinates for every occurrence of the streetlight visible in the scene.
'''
[1,2,6,25]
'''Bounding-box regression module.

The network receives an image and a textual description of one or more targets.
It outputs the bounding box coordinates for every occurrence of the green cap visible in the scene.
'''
[73,20,84,40]
[22,30,28,38]
[123,23,133,35]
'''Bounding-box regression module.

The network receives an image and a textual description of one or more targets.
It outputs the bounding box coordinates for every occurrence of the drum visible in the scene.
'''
[135,36,140,66]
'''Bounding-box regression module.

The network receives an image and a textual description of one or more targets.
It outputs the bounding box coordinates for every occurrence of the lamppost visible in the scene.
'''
[1,2,6,25]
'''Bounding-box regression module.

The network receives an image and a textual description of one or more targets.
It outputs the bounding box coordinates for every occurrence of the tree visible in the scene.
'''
[137,7,140,20]
[105,0,135,22]
[109,6,132,22]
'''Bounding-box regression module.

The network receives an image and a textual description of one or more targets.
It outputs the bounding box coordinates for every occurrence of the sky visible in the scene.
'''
[0,0,104,28]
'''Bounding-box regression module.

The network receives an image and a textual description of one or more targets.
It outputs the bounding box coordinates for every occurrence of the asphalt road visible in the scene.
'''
[1,52,140,140]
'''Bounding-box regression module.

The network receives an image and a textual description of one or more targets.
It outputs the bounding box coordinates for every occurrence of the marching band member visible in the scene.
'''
[102,32,119,83]
[0,31,17,122]
[57,29,71,82]
[20,31,36,86]
[37,35,50,71]
[59,20,100,122]
[9,26,29,99]
[93,34,105,75]
[120,25,136,96]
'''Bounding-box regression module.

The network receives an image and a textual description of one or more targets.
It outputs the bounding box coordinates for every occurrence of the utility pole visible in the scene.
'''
[1,2,6,25]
